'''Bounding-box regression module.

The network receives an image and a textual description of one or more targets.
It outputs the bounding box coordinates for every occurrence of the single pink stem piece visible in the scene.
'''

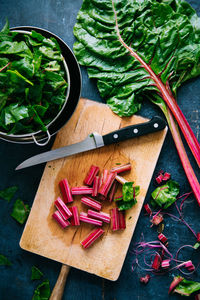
[52,211,70,228]
[110,208,120,231]
[99,173,117,197]
[68,206,80,226]
[81,228,105,249]
[152,253,161,270]
[109,181,118,202]
[119,211,126,229]
[84,165,100,186]
[169,277,184,294]
[54,197,72,220]
[140,274,150,284]
[144,204,152,215]
[87,209,111,223]
[155,173,163,184]
[102,169,109,184]
[71,186,93,195]
[195,295,200,300]
[151,214,163,226]
[115,175,128,185]
[79,214,102,226]
[81,196,101,211]
[110,163,131,174]
[158,233,168,244]
[161,259,170,269]
[162,172,171,181]
[92,176,100,197]
[197,233,200,242]
[59,178,73,203]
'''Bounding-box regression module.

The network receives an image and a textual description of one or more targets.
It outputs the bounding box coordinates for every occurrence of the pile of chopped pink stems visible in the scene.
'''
[52,163,132,248]
[132,171,200,292]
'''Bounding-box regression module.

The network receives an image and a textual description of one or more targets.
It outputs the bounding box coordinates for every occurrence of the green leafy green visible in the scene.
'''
[151,180,180,209]
[0,254,11,266]
[117,184,140,210]
[73,0,200,117]
[31,266,44,280]
[32,280,51,300]
[0,186,18,202]
[11,199,30,224]
[175,278,200,296]
[0,23,68,134]
[122,182,134,202]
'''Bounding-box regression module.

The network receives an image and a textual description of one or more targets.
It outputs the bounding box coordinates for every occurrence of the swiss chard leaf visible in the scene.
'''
[32,280,51,300]
[117,199,137,211]
[0,254,11,266]
[151,180,180,209]
[31,266,44,280]
[0,186,18,202]
[73,0,200,116]
[175,278,200,296]
[11,199,30,224]
[122,182,134,202]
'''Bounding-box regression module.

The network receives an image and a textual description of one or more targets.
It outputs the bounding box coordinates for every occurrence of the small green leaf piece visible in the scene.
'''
[11,199,30,224]
[151,180,180,209]
[122,182,134,202]
[0,186,18,202]
[0,254,11,266]
[31,266,44,280]
[175,278,200,296]
[32,280,51,300]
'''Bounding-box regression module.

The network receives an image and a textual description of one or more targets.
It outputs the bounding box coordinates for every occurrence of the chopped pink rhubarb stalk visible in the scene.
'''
[152,253,161,270]
[68,206,80,226]
[197,232,200,243]
[59,178,73,203]
[99,173,117,197]
[81,196,101,211]
[115,175,128,185]
[109,181,118,202]
[52,211,70,228]
[92,176,100,197]
[162,172,171,181]
[140,274,150,284]
[54,197,72,220]
[161,259,170,269]
[151,214,163,226]
[102,169,109,184]
[119,211,126,229]
[144,204,152,215]
[110,208,120,231]
[155,173,163,184]
[71,186,93,195]
[87,209,111,223]
[79,213,102,226]
[158,233,168,244]
[84,165,99,186]
[81,228,104,249]
[169,277,184,294]
[184,260,195,272]
[110,163,131,174]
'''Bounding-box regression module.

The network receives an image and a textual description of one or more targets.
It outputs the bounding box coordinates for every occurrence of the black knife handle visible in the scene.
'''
[102,116,166,146]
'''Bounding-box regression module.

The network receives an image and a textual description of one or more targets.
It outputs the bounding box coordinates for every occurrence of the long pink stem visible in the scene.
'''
[166,109,200,205]
[112,0,200,167]
[81,228,104,249]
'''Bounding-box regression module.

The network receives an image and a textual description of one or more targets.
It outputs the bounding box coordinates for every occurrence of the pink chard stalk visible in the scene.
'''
[73,0,200,206]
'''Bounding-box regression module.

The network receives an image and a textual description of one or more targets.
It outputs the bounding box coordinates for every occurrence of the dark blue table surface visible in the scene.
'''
[0,1,200,299]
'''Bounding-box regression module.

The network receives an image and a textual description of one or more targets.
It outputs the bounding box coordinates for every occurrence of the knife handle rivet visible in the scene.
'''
[133,128,138,134]
[113,133,119,139]
[154,123,159,128]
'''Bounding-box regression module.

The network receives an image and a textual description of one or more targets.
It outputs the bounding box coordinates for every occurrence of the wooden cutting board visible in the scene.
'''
[20,98,167,281]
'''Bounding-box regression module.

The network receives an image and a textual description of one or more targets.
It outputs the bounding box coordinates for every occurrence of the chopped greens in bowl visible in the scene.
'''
[0,21,69,135]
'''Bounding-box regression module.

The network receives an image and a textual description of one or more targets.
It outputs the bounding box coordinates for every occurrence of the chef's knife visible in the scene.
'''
[16,116,166,170]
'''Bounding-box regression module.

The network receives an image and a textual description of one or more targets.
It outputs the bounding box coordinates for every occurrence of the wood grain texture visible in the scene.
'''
[20,98,167,281]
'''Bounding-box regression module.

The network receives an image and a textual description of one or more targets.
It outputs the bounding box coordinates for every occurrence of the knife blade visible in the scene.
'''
[15,116,166,170]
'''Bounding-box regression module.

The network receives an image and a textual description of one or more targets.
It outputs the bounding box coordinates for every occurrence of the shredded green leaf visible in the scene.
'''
[175,277,200,296]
